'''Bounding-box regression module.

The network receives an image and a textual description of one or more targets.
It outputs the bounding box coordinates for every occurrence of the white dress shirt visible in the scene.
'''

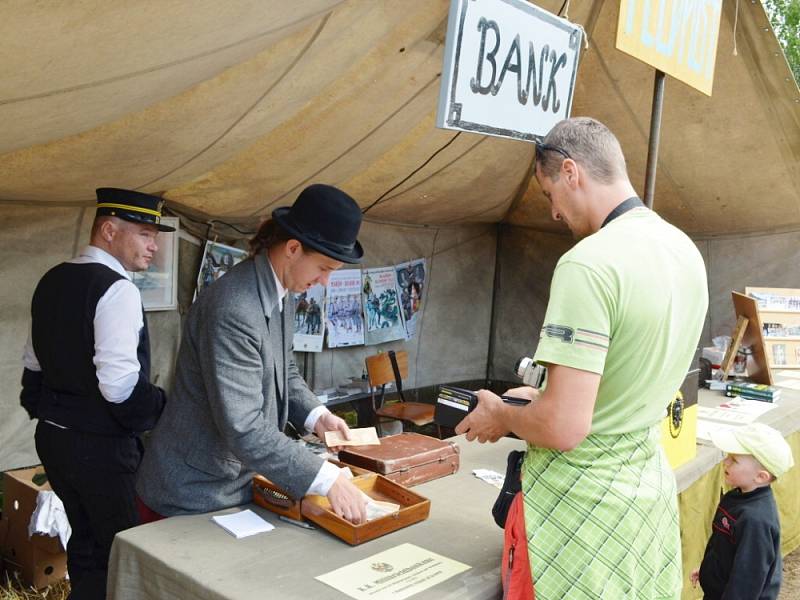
[267,260,339,496]
[23,246,144,405]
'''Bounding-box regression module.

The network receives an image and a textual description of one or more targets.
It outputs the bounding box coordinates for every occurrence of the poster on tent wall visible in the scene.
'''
[132,216,180,311]
[325,270,365,348]
[436,0,583,142]
[362,267,406,346]
[616,0,722,96]
[194,241,248,300]
[292,284,326,352]
[395,259,427,339]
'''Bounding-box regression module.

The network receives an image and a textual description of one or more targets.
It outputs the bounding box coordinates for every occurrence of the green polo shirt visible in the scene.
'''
[533,207,708,434]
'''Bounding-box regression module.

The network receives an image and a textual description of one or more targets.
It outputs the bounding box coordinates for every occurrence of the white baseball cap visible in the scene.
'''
[711,422,794,478]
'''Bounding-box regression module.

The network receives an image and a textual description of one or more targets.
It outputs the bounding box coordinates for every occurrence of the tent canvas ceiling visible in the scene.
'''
[0,0,798,236]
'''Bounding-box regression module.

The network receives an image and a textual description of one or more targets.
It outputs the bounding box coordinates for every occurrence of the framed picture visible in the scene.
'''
[131,216,180,311]
[292,283,326,352]
[194,240,249,300]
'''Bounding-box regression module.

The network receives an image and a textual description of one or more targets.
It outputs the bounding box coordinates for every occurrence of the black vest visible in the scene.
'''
[31,262,153,436]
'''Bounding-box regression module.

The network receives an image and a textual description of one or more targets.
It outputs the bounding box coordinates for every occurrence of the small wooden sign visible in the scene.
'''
[719,315,748,381]
[731,292,773,385]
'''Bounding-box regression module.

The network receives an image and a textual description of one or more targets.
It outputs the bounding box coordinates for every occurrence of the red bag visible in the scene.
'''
[502,492,534,600]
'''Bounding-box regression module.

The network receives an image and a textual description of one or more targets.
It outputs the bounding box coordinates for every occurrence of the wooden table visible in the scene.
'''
[109,436,525,600]
[108,388,800,600]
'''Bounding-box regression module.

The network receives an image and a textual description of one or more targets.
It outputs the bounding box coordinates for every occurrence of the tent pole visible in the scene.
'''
[643,70,666,210]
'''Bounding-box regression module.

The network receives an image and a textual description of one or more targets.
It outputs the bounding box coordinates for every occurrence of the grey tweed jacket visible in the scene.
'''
[136,253,323,515]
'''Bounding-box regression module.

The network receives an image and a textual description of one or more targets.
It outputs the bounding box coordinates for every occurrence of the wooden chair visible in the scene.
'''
[365,350,440,437]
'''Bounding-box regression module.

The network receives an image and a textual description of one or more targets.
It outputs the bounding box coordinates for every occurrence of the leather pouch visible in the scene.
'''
[492,450,525,528]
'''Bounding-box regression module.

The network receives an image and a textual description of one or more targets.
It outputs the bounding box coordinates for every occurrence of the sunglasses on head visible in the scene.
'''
[535,142,572,161]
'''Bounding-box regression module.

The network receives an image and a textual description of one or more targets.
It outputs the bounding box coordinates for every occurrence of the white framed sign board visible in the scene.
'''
[437,0,583,142]
[131,216,180,311]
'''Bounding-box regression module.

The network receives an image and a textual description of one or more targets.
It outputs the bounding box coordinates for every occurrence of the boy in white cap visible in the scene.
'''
[690,422,794,599]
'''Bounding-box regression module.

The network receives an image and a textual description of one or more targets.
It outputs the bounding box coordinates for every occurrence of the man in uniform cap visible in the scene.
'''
[21,187,172,599]
[136,183,369,524]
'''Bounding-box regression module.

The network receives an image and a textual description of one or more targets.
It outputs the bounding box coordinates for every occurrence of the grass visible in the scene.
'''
[0,571,69,600]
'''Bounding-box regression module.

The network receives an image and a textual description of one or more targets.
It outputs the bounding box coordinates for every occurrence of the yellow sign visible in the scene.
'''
[616,0,723,95]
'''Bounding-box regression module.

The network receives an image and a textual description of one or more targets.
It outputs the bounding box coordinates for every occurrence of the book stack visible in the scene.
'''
[725,381,781,403]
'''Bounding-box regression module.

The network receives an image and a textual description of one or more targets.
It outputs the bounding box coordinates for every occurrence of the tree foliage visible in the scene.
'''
[763,0,800,85]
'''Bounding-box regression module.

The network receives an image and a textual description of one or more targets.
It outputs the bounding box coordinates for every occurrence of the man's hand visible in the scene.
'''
[314,412,351,452]
[326,472,367,524]
[503,386,541,403]
[690,568,700,588]
[454,389,509,443]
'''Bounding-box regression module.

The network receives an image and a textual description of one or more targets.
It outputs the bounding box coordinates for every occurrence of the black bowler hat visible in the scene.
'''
[95,188,175,232]
[272,184,363,263]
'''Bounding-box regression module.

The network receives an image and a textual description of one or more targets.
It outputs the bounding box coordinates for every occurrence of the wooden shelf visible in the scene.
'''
[737,287,800,385]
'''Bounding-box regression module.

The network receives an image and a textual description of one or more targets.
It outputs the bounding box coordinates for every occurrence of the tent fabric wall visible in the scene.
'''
[489,227,574,383]
[303,221,497,392]
[0,214,496,472]
[0,206,88,471]
[1,0,799,473]
[0,0,797,236]
[0,205,185,471]
[4,219,798,472]
[490,224,800,384]
[699,229,800,340]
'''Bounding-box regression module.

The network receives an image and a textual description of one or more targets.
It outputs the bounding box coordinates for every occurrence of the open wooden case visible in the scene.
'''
[252,461,430,545]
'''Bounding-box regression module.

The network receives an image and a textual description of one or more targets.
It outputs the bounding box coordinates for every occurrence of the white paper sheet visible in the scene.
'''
[696,420,739,443]
[697,400,777,424]
[472,469,505,490]
[360,492,401,521]
[211,509,274,539]
[325,427,380,447]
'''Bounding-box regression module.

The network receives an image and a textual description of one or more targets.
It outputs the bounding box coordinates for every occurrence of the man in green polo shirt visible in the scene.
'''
[456,117,707,599]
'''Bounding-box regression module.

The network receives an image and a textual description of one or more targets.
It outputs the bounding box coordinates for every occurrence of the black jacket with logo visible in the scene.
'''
[699,485,781,600]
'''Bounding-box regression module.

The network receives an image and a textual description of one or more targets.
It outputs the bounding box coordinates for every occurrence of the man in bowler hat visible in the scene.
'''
[136,183,369,524]
[20,188,171,599]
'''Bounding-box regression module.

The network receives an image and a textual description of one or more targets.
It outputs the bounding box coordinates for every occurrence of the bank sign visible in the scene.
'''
[616,0,723,96]
[436,0,583,142]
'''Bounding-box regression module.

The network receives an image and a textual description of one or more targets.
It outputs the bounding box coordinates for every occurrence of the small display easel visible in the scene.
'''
[718,314,749,381]
[726,292,772,384]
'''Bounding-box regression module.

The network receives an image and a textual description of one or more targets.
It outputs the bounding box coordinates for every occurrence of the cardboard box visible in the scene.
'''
[0,466,67,589]
[0,516,8,568]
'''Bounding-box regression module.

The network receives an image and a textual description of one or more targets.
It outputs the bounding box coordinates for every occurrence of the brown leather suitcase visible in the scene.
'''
[337,432,460,486]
